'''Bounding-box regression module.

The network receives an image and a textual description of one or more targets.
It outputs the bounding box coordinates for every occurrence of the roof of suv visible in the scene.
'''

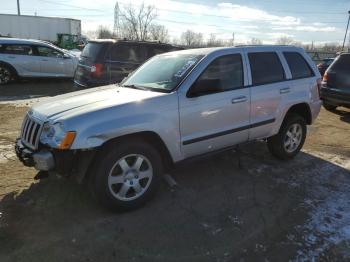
[159,45,305,56]
[88,39,180,47]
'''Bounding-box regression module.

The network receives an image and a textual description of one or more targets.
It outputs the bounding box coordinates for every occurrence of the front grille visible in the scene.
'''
[20,115,43,150]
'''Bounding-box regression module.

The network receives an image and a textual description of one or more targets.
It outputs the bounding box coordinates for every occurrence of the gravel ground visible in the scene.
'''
[0,81,349,262]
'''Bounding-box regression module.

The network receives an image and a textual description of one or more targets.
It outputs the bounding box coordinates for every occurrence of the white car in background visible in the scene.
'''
[0,38,79,84]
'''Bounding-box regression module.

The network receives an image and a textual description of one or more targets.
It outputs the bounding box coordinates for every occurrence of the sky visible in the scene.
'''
[2,0,350,44]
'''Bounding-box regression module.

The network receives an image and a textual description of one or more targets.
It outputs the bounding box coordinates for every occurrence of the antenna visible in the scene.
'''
[114,2,120,38]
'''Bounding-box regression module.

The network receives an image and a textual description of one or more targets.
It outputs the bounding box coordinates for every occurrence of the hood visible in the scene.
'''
[31,85,166,121]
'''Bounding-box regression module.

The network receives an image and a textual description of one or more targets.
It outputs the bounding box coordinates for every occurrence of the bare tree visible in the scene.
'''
[180,30,203,47]
[249,38,263,45]
[97,25,113,39]
[149,24,169,43]
[119,3,157,41]
[206,33,225,47]
[275,36,294,45]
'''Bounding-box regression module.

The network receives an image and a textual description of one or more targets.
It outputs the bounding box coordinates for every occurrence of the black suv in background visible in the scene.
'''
[320,53,350,110]
[74,39,182,88]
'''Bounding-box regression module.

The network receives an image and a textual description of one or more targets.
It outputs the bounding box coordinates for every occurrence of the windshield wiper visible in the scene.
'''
[122,84,149,91]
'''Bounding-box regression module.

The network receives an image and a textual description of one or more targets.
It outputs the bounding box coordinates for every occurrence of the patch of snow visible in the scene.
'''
[293,150,350,260]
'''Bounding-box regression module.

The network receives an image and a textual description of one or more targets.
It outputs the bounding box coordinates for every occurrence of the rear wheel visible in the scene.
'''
[323,102,337,111]
[267,114,307,160]
[0,64,14,85]
[90,140,162,210]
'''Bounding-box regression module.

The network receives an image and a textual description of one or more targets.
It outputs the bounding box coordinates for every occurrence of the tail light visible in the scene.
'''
[91,63,103,78]
[322,72,328,83]
[316,77,322,98]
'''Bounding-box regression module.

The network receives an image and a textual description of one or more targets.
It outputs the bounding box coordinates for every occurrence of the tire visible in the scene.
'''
[323,102,337,111]
[0,64,15,85]
[89,139,163,210]
[267,114,307,160]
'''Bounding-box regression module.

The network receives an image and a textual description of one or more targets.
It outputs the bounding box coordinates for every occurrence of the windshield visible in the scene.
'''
[122,53,204,92]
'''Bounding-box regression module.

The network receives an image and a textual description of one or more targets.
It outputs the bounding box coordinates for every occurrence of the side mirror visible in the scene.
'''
[63,53,71,59]
[188,79,222,97]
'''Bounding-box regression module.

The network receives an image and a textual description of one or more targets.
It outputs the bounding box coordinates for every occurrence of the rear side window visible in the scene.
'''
[283,52,314,79]
[248,52,285,85]
[196,54,244,92]
[331,54,350,71]
[110,43,146,63]
[1,44,34,55]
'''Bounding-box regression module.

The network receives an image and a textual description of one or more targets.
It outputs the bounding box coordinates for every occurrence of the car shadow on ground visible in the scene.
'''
[0,142,349,262]
[0,79,80,100]
[329,107,350,124]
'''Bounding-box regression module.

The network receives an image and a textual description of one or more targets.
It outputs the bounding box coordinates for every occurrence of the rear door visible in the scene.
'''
[106,43,146,84]
[75,42,106,85]
[0,44,41,76]
[179,53,250,158]
[247,51,287,140]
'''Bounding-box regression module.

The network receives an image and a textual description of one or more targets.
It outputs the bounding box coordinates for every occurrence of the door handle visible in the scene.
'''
[231,96,247,104]
[280,87,290,94]
[7,56,15,59]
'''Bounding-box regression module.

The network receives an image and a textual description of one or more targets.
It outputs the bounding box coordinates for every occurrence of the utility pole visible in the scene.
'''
[17,0,21,15]
[342,11,350,51]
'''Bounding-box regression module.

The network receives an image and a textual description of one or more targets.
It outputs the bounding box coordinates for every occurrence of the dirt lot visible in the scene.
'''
[0,81,350,262]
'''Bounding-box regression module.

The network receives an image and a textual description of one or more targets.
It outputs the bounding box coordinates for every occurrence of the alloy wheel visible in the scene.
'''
[107,154,153,201]
[284,123,303,153]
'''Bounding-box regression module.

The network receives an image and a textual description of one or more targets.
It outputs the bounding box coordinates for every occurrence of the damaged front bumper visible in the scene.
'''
[15,138,55,171]
[15,138,96,182]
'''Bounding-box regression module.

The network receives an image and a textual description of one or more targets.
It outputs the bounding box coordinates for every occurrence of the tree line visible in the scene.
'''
[90,2,343,52]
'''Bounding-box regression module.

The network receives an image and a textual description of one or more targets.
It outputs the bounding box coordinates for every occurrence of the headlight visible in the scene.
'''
[40,122,76,149]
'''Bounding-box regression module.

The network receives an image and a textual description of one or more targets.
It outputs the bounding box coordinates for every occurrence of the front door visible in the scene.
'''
[35,46,67,77]
[179,53,250,158]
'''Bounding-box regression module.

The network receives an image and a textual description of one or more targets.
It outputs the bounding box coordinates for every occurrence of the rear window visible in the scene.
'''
[0,44,34,55]
[81,43,102,59]
[110,43,146,63]
[284,52,314,79]
[248,52,285,85]
[331,54,350,71]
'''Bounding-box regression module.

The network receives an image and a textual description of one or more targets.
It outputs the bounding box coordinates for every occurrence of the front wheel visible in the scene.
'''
[90,140,162,210]
[267,114,307,160]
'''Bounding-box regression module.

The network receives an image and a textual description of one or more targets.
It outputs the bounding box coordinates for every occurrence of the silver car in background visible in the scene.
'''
[0,38,79,84]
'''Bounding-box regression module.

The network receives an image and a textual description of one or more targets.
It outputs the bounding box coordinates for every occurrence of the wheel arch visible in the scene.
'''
[284,102,312,125]
[0,61,19,77]
[100,131,174,170]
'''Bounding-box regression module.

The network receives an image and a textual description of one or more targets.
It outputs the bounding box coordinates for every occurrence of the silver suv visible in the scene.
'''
[0,38,79,84]
[15,46,322,210]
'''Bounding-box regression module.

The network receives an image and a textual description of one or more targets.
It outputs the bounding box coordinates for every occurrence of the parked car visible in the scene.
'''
[0,38,79,84]
[74,39,182,88]
[320,53,350,110]
[317,58,335,76]
[15,46,322,210]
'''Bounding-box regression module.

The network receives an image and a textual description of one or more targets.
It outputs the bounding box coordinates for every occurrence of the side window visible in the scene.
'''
[248,52,285,85]
[283,52,314,79]
[2,45,34,55]
[192,54,243,96]
[37,46,63,58]
[110,43,146,63]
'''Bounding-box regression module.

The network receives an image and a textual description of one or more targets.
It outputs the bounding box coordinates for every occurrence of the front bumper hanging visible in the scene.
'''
[15,139,55,171]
